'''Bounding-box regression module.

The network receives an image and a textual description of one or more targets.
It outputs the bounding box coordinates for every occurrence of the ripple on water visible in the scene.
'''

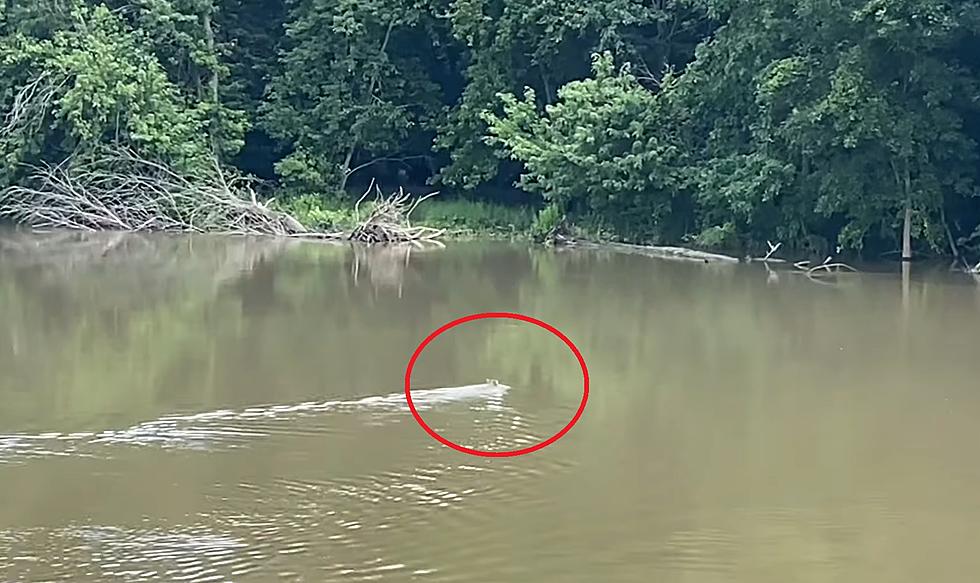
[0,525,249,582]
[0,385,524,465]
[1,383,579,581]
[205,456,574,580]
[655,527,740,574]
[0,433,96,464]
[1,450,578,581]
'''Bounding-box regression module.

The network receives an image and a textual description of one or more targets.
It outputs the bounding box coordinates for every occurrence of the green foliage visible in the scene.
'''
[435,0,708,191]
[487,0,980,252]
[487,53,687,242]
[103,0,248,158]
[2,0,980,256]
[412,199,535,234]
[531,203,563,240]
[690,223,736,250]
[278,194,358,230]
[262,0,448,191]
[0,3,215,182]
[279,192,534,235]
[661,0,980,252]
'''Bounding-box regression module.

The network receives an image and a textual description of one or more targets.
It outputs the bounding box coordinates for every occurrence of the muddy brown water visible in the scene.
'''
[2,231,980,582]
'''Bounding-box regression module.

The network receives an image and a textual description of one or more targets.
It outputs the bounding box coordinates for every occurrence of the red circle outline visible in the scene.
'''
[404,312,589,457]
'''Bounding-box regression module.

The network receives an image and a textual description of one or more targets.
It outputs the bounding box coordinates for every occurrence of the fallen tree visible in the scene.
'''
[581,241,741,264]
[0,149,445,244]
[0,149,312,235]
[573,236,868,286]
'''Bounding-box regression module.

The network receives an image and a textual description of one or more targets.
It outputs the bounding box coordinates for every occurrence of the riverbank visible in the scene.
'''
[279,194,538,240]
[2,164,976,273]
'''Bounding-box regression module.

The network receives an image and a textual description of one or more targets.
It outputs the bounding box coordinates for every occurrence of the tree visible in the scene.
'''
[436,0,709,193]
[667,0,980,254]
[262,0,449,194]
[215,0,289,178]
[0,2,213,184]
[105,0,249,159]
[2,0,979,252]
[486,53,688,241]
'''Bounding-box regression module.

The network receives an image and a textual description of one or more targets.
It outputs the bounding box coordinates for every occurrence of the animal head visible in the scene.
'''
[486,378,499,386]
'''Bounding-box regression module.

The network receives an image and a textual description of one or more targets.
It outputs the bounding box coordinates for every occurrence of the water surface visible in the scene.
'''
[2,231,980,582]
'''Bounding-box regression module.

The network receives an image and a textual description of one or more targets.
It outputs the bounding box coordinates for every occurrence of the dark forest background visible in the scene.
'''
[2,0,979,257]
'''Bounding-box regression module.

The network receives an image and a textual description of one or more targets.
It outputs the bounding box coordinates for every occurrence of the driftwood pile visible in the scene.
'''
[0,150,446,245]
[0,149,307,236]
[348,183,444,244]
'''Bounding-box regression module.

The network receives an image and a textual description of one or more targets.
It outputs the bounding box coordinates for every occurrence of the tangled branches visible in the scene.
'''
[1,72,70,141]
[795,260,859,275]
[0,149,447,245]
[0,149,317,236]
[348,182,444,244]
[541,217,573,247]
[793,257,859,285]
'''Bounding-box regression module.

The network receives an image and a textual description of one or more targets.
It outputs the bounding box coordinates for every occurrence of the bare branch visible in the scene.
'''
[0,148,319,237]
[763,240,782,261]
[0,148,445,246]
[807,262,859,275]
[348,188,444,244]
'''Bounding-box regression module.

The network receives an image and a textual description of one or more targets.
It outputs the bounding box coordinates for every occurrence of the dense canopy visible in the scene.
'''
[1,0,978,257]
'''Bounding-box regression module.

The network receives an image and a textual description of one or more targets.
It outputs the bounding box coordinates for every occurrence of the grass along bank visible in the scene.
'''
[279,194,537,240]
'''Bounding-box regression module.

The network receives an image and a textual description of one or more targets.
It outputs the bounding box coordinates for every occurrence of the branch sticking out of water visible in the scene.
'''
[348,182,445,244]
[807,262,859,275]
[791,256,860,285]
[763,240,782,261]
[746,240,787,263]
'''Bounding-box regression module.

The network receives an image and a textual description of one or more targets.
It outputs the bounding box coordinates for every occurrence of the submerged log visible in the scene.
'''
[807,262,859,275]
[793,256,859,276]
[592,242,741,263]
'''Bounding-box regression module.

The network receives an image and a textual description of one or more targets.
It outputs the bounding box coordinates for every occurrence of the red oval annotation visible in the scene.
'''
[404,312,589,457]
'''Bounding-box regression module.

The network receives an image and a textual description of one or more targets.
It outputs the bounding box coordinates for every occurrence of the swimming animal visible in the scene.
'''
[353,380,510,409]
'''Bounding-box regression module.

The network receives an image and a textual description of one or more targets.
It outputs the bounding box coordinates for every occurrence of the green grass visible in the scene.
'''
[411,200,535,237]
[275,194,357,230]
[279,193,536,238]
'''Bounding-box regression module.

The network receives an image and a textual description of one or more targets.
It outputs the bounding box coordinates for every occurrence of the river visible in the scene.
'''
[2,231,980,582]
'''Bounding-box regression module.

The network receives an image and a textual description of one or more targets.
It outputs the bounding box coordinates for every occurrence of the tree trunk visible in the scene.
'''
[902,159,912,261]
[339,144,356,192]
[902,202,912,261]
[202,7,220,161]
[539,63,554,104]
[339,19,396,193]
[941,206,963,266]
